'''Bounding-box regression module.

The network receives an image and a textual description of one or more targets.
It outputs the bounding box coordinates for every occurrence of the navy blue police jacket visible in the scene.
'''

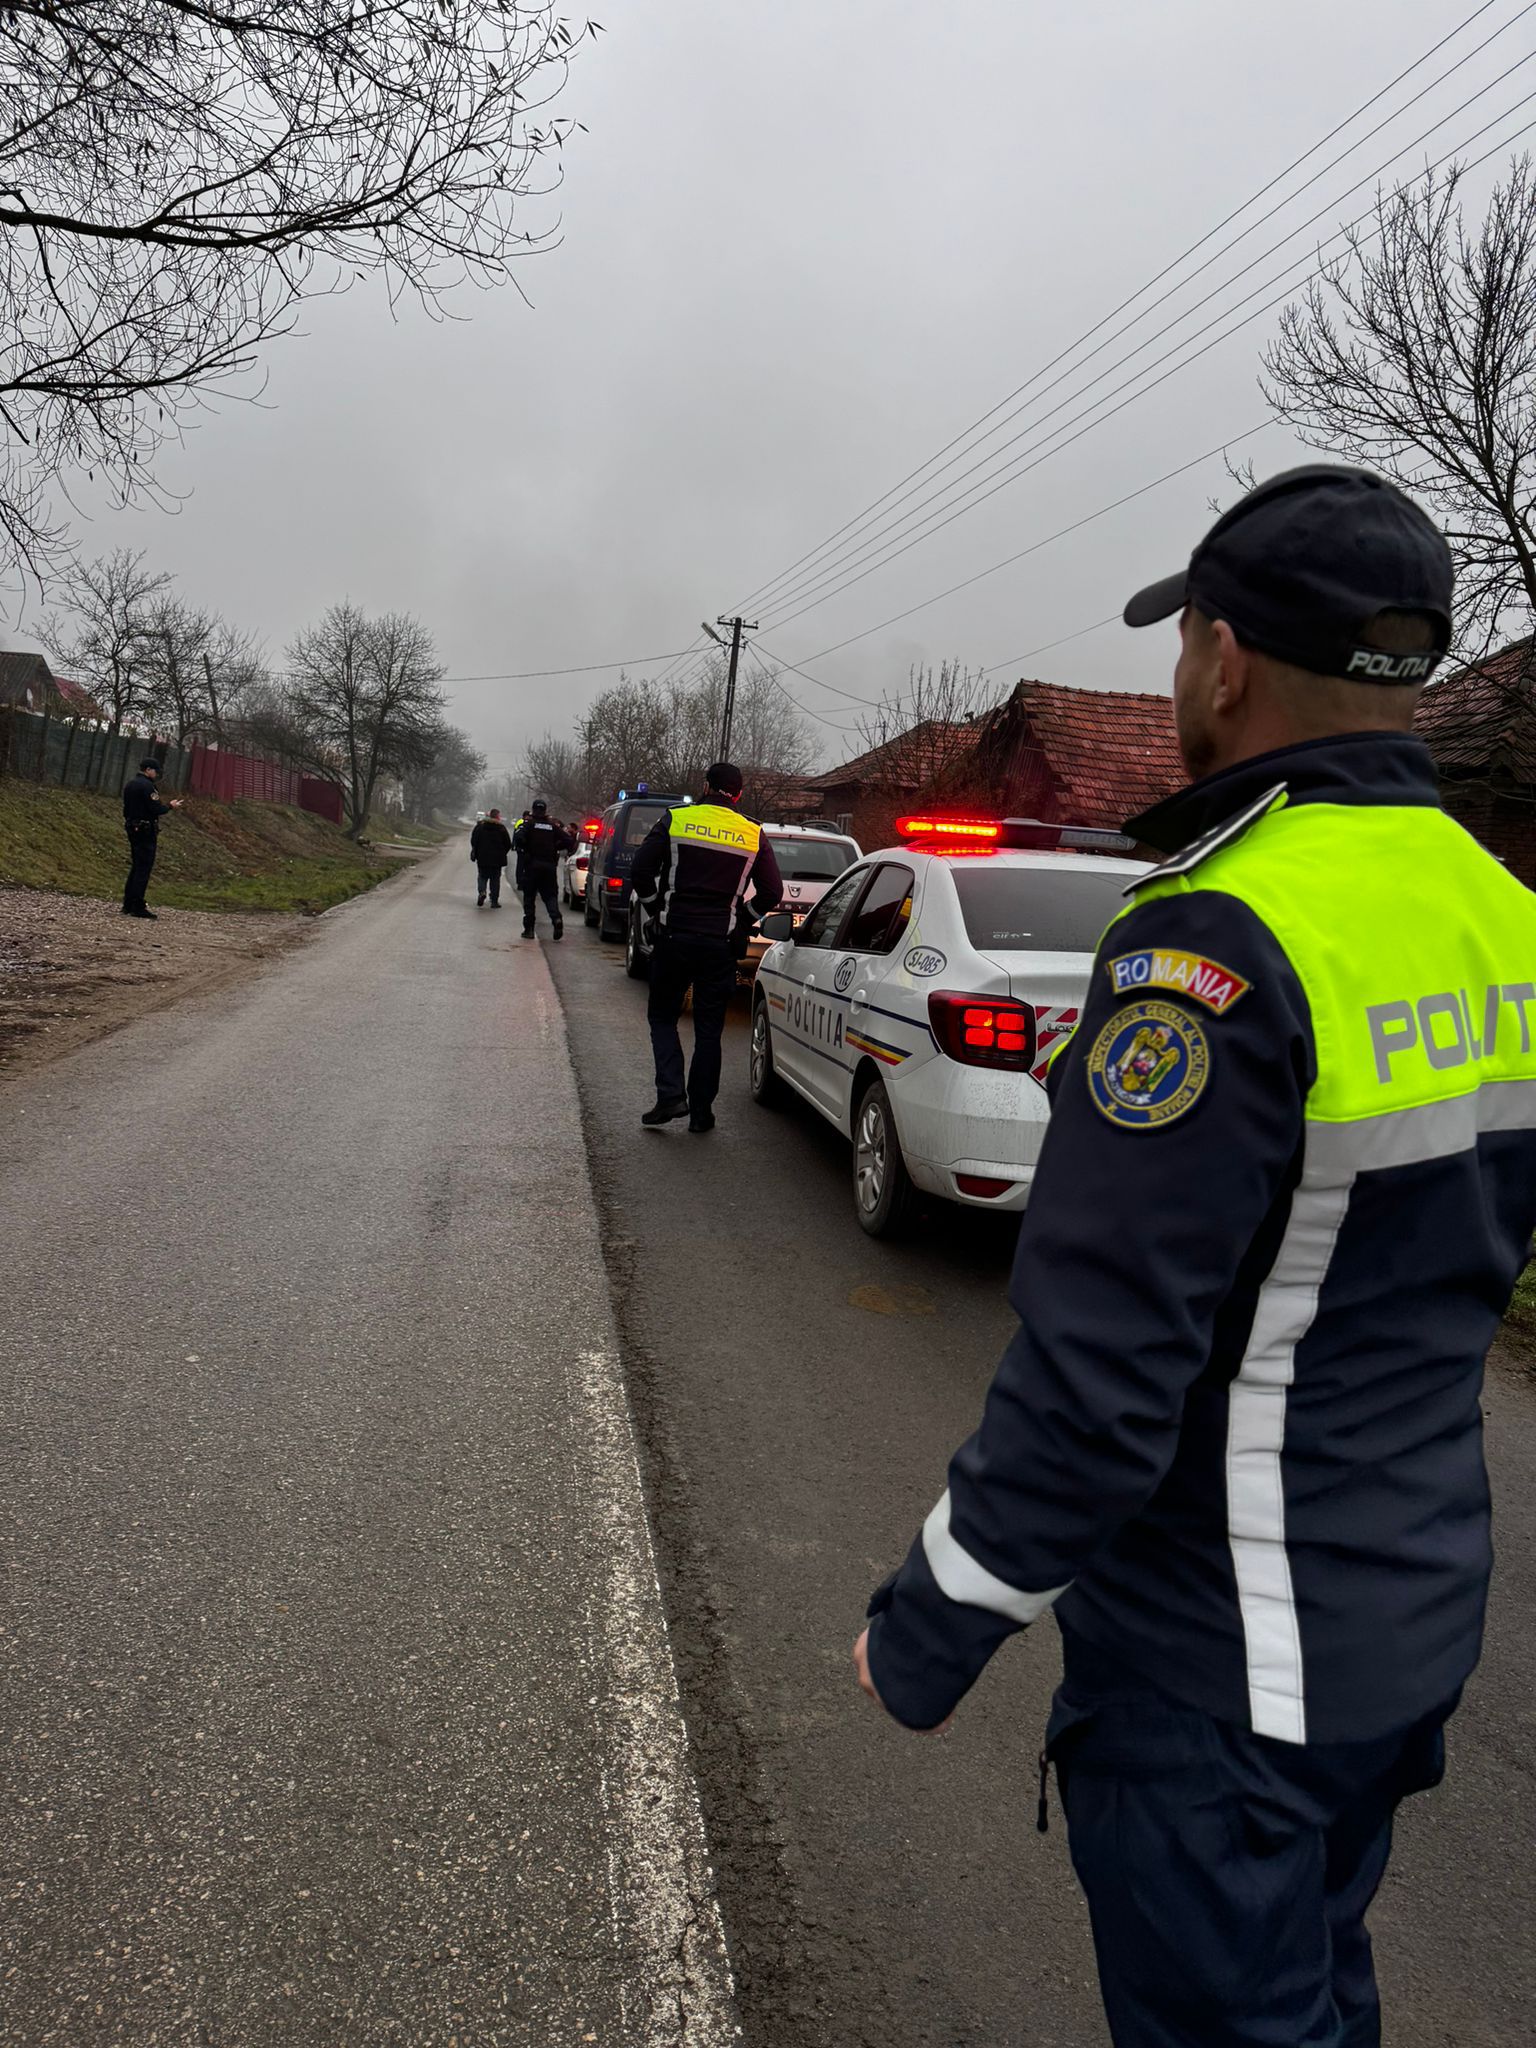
[866,733,1536,1745]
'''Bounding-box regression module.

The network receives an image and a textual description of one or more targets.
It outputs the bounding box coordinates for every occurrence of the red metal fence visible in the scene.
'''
[0,706,345,826]
[185,741,344,824]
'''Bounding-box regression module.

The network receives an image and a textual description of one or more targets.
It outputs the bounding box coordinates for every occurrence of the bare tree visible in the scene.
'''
[139,596,219,745]
[402,726,486,823]
[42,547,171,726]
[0,4,601,589]
[519,732,593,815]
[1263,157,1536,659]
[854,658,1002,780]
[286,602,448,835]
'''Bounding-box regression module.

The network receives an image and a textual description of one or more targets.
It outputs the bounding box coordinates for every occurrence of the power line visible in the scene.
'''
[753,90,1536,638]
[728,0,1527,620]
[745,642,865,737]
[755,60,1536,631]
[440,648,698,684]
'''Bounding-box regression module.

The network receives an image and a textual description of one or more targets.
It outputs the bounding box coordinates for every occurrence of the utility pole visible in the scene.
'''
[702,616,758,761]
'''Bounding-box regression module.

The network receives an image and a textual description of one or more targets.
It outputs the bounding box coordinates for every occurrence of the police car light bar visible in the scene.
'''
[896,814,1136,853]
[894,816,1000,841]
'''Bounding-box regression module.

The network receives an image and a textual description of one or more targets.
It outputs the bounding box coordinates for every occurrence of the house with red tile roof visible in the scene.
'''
[798,655,1536,879]
[1413,636,1536,884]
[797,719,986,849]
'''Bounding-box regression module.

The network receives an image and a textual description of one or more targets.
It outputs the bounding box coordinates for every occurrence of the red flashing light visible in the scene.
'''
[895,815,1000,841]
[583,817,602,837]
[928,992,1038,1071]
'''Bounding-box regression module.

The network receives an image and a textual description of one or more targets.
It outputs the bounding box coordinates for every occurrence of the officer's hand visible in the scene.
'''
[852,1626,954,1735]
[169,798,184,808]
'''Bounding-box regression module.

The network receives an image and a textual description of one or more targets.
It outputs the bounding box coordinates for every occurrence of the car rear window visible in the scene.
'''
[952,867,1131,951]
[621,803,669,846]
[768,836,855,881]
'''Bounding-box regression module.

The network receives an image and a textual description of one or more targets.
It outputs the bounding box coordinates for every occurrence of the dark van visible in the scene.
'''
[583,791,690,940]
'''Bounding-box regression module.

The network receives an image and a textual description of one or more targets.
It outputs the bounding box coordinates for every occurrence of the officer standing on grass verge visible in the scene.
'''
[121,757,182,919]
[513,799,570,939]
[854,466,1536,2047]
[631,762,782,1134]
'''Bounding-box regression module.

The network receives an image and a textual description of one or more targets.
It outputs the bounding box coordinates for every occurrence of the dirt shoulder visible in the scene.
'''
[0,888,311,1084]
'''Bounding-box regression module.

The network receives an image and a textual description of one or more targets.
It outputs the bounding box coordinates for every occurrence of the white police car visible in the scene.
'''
[749,816,1149,1235]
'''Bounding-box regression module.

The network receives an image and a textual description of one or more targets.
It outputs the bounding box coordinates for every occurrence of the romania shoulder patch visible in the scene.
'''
[1106,947,1249,1015]
[1087,999,1210,1130]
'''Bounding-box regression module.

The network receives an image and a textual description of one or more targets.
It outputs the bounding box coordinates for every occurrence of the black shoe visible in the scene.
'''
[641,1096,689,1127]
[688,1112,716,1135]
[477,898,485,907]
[490,901,501,910]
[522,928,535,939]
[552,923,564,940]
[127,908,156,919]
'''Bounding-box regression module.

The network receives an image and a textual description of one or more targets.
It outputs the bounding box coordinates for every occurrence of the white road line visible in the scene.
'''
[571,1346,740,2046]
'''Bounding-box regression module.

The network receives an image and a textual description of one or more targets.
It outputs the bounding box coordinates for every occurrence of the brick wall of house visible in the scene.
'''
[1439,778,1536,886]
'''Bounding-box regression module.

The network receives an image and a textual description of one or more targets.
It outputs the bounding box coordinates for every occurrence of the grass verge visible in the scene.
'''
[0,782,404,913]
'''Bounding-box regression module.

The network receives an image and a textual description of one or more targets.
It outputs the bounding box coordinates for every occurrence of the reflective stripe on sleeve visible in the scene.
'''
[921,1490,1070,1625]
[1305,1077,1536,1174]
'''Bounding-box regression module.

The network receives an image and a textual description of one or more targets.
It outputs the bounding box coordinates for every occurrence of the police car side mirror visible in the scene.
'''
[758,911,795,943]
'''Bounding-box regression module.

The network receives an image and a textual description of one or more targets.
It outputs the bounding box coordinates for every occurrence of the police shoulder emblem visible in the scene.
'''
[1086,999,1210,1129]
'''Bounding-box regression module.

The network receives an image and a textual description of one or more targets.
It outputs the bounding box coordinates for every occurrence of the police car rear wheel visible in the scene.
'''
[749,997,785,1107]
[853,1077,914,1238]
[583,887,599,928]
[625,907,649,980]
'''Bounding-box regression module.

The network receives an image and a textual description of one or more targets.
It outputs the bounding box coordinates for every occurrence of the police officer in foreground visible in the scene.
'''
[513,799,571,939]
[631,761,782,1134]
[121,756,183,918]
[854,466,1536,2045]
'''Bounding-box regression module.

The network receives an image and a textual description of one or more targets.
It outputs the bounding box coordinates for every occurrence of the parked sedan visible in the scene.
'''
[749,816,1147,1235]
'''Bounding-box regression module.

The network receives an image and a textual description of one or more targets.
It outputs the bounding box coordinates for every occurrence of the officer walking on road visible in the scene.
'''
[631,762,782,1134]
[121,757,183,919]
[469,807,513,908]
[854,466,1536,2046]
[513,799,571,940]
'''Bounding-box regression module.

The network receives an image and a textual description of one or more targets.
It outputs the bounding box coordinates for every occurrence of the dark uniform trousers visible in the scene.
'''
[647,933,735,1112]
[1047,1633,1452,2048]
[522,864,561,933]
[123,828,157,913]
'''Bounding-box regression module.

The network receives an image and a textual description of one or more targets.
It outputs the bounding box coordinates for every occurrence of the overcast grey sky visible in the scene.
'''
[25,0,1534,771]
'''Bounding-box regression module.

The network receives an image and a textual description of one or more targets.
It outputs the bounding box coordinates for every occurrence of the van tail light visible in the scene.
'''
[606,876,625,890]
[927,992,1038,1070]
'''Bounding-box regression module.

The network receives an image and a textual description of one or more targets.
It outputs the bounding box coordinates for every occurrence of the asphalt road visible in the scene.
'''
[549,914,1536,2048]
[0,850,735,2047]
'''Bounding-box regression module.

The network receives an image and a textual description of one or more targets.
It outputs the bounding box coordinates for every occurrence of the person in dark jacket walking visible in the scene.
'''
[121,759,183,918]
[513,800,571,939]
[854,467,1536,2046]
[630,762,782,1133]
[469,809,513,907]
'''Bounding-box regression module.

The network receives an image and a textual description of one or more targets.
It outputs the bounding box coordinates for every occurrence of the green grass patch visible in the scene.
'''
[1505,1262,1536,1351]
[364,813,452,845]
[0,781,404,913]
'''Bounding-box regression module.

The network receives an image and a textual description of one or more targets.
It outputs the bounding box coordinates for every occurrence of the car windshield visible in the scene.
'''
[769,836,855,882]
[621,803,669,846]
[951,866,1132,951]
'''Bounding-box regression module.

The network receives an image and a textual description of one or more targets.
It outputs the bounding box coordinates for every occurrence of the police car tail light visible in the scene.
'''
[928,992,1038,1070]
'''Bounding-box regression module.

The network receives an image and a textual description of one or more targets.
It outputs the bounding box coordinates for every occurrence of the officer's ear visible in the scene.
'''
[1208,617,1254,717]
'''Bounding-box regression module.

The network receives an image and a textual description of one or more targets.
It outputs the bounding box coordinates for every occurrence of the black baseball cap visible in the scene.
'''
[139,757,162,773]
[531,798,548,814]
[1124,464,1454,683]
[705,762,744,798]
